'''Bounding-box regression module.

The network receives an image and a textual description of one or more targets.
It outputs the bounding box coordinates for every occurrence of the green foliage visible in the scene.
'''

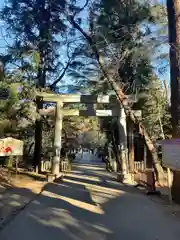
[0,0,81,88]
[80,130,107,148]
[136,76,171,140]
[0,82,19,119]
[0,77,37,137]
[67,0,169,142]
[68,0,166,94]
[0,0,170,164]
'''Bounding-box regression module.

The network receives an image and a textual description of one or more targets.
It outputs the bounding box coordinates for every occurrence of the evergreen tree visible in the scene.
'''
[66,0,168,179]
[0,0,83,168]
[137,76,171,140]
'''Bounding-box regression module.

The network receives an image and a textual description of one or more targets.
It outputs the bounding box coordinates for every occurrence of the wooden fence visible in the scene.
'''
[134,161,155,188]
[134,161,145,172]
[41,160,70,172]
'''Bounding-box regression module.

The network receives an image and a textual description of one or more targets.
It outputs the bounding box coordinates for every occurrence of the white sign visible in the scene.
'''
[0,137,23,156]
[161,139,180,170]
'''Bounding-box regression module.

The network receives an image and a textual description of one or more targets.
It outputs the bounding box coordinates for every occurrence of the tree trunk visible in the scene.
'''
[33,0,48,172]
[33,96,43,172]
[70,18,164,182]
[101,64,164,181]
[33,30,46,172]
[167,0,180,136]
[167,0,180,203]
[127,119,134,174]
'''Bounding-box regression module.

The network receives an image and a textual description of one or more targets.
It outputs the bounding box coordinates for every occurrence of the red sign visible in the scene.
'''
[4,146,12,153]
[0,138,23,156]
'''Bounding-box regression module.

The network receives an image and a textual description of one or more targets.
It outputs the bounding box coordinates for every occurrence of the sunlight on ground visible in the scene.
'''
[89,189,121,205]
[63,178,123,195]
[29,207,112,240]
[74,165,105,171]
[58,176,125,205]
[92,224,112,234]
[42,190,104,214]
[66,173,101,182]
[29,208,79,230]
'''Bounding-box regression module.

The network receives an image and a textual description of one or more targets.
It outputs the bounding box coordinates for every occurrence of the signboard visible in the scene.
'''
[0,88,9,100]
[161,139,180,170]
[0,137,23,156]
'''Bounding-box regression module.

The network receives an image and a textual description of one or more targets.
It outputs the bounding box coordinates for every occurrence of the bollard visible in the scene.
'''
[146,169,160,195]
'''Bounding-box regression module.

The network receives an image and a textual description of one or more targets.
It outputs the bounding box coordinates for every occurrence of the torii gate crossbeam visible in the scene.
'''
[37,93,141,177]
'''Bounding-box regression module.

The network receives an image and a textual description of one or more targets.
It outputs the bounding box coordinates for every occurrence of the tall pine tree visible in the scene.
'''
[0,0,81,169]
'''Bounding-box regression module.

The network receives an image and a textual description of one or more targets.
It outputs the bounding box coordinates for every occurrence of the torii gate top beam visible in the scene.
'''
[37,92,137,104]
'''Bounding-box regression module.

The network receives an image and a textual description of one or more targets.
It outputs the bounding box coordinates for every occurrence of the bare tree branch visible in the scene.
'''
[49,59,71,90]
[79,0,89,13]
[49,42,73,90]
[72,0,89,18]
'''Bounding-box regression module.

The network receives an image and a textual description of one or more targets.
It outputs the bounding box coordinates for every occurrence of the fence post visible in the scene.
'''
[144,144,147,169]
[167,167,172,204]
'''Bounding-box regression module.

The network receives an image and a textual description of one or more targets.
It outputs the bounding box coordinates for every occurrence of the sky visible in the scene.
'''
[0,1,8,52]
[0,0,170,87]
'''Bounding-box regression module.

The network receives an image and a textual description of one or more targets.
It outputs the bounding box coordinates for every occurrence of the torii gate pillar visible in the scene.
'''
[51,101,63,175]
[117,107,129,182]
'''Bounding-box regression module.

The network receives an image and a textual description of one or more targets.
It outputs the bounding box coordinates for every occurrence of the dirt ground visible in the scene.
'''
[0,167,46,227]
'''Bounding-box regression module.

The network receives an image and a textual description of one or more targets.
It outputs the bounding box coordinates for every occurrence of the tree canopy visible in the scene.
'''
[0,0,170,171]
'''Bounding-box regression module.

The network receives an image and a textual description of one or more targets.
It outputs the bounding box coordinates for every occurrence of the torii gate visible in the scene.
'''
[38,93,141,179]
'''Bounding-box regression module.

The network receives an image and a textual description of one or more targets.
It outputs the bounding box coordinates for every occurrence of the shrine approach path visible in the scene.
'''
[0,152,180,240]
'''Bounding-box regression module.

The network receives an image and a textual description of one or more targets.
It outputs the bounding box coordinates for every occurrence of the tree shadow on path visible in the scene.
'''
[0,164,180,240]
